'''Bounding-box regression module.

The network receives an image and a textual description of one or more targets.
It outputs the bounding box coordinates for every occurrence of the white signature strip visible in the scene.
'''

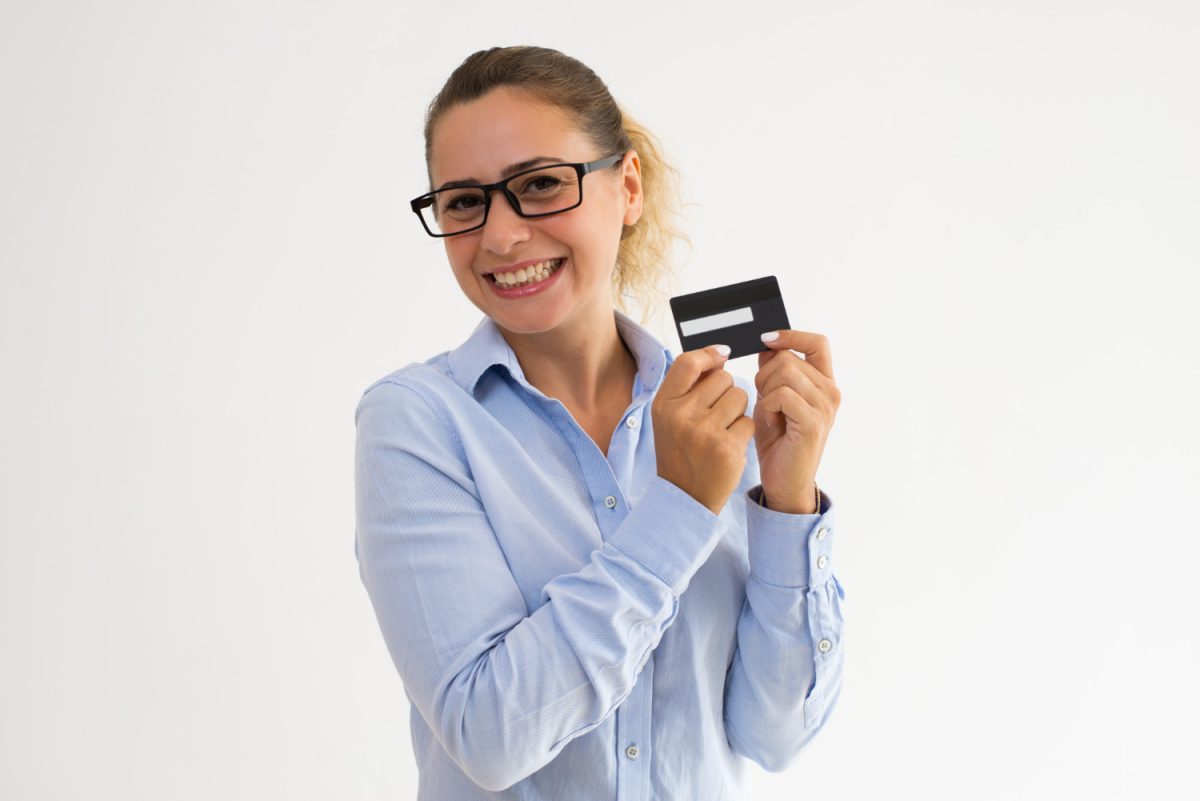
[680,306,754,337]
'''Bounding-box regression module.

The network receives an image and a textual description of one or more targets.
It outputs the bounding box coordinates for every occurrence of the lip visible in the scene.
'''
[485,257,566,299]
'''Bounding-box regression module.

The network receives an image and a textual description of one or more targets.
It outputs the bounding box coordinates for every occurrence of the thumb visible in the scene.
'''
[661,343,731,398]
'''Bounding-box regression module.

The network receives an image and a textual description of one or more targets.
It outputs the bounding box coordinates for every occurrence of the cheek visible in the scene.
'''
[445,263,478,297]
[445,246,475,284]
[554,214,621,265]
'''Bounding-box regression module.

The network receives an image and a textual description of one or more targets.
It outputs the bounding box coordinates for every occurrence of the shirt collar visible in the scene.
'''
[446,308,672,399]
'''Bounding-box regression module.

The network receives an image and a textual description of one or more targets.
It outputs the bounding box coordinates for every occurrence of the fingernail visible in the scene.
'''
[760,331,780,343]
[713,344,731,358]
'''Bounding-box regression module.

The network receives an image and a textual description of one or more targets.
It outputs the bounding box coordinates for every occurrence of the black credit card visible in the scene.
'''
[669,275,790,360]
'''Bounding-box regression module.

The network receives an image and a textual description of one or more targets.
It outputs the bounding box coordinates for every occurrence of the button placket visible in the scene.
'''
[812,524,834,658]
[813,526,831,576]
[615,655,652,798]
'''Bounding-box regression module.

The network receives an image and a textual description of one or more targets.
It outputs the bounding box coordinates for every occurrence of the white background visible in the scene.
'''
[2,1,1197,798]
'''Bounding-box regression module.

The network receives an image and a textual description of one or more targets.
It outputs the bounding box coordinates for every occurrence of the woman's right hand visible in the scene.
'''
[651,344,755,515]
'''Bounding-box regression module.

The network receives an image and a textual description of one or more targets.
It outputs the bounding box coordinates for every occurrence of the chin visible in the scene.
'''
[491,309,566,336]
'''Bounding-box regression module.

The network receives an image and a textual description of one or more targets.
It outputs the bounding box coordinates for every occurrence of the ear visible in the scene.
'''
[621,150,644,227]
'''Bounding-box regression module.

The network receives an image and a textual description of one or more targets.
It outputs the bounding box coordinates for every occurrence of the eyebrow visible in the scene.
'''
[434,156,564,191]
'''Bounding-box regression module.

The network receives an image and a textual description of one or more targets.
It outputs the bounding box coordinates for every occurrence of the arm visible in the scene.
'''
[722,485,846,771]
[354,380,726,792]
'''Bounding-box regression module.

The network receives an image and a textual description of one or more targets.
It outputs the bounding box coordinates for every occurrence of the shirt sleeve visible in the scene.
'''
[354,379,728,792]
[722,483,846,772]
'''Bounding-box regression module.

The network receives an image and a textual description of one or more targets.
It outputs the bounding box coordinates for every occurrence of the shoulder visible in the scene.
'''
[354,359,481,480]
[355,356,463,438]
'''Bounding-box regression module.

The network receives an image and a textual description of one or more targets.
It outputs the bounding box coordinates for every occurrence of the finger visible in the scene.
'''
[761,385,820,432]
[689,364,736,409]
[759,330,834,380]
[659,344,731,399]
[709,383,749,428]
[730,414,756,445]
[756,353,826,410]
[757,347,781,372]
[754,347,826,398]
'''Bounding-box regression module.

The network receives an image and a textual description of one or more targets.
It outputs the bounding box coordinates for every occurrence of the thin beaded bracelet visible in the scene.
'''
[758,482,820,514]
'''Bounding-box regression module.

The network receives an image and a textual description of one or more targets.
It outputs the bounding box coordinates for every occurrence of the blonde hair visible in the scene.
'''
[422,46,690,326]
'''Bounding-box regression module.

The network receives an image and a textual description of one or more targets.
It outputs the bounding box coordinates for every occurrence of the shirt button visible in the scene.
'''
[604,495,617,510]
[818,638,832,654]
[626,744,639,760]
[816,527,828,541]
[817,555,829,570]
[625,415,638,429]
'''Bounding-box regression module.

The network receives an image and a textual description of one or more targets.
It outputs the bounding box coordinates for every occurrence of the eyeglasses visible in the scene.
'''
[410,152,626,238]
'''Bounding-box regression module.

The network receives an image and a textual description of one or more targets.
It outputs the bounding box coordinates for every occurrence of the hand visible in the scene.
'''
[652,344,756,515]
[753,331,841,514]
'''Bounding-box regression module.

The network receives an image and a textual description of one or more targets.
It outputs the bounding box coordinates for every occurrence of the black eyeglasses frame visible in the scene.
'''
[410,152,627,238]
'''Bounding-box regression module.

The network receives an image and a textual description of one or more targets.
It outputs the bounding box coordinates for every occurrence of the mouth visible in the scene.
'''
[485,257,567,289]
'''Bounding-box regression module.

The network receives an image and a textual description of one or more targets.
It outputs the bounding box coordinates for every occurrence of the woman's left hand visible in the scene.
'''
[752,330,840,514]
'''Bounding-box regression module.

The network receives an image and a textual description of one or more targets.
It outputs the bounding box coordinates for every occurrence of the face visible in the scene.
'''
[427,86,643,341]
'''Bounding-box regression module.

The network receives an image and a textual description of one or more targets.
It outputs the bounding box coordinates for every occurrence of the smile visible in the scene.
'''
[485,257,567,299]
[488,257,566,288]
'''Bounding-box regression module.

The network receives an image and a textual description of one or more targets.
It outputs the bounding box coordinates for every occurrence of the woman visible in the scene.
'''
[355,45,845,799]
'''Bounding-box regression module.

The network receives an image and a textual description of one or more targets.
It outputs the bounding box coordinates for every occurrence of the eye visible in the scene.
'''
[440,191,484,215]
[519,175,562,194]
[447,194,480,210]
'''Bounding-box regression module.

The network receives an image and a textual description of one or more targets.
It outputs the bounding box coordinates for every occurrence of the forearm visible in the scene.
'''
[723,486,845,771]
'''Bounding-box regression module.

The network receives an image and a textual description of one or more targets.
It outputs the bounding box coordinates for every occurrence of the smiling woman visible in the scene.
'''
[425,84,646,344]
[354,45,845,799]
[419,50,687,327]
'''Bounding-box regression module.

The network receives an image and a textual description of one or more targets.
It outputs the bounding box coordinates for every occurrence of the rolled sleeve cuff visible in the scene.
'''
[607,475,726,596]
[744,484,836,588]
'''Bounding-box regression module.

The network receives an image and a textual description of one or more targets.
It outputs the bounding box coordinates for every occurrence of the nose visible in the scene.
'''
[479,189,531,254]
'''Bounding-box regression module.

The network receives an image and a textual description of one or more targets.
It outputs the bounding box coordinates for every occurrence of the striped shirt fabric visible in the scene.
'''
[354,308,845,799]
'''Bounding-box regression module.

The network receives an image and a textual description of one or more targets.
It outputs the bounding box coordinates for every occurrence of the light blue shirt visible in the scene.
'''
[354,309,845,799]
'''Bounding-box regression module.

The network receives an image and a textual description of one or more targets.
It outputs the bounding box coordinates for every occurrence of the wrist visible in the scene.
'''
[759,482,819,515]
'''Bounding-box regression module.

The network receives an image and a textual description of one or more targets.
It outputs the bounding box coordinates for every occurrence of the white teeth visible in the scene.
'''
[492,258,563,287]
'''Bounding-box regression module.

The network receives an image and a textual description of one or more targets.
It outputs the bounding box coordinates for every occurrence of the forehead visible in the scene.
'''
[429,87,593,186]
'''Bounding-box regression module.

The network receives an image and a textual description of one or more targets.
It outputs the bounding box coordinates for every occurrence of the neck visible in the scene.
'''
[498,306,637,414]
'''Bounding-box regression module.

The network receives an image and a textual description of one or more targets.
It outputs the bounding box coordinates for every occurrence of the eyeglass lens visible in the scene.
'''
[420,165,582,235]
